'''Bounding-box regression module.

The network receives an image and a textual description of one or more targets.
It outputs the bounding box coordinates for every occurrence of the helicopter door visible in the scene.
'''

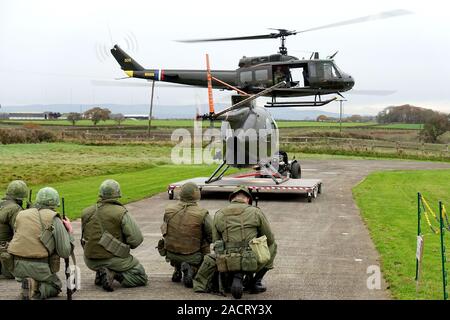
[289,67,306,87]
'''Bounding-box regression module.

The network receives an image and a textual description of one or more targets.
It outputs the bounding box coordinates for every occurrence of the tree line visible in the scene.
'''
[377,104,449,143]
[67,107,125,126]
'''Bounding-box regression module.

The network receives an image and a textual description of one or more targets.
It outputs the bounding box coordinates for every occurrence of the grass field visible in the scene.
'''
[3,119,422,129]
[0,142,400,219]
[26,165,229,219]
[353,169,450,300]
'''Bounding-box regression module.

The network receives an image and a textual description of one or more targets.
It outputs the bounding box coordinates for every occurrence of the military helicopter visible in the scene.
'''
[109,9,411,183]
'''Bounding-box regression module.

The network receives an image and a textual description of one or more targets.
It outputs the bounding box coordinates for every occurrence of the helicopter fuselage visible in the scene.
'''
[112,45,354,98]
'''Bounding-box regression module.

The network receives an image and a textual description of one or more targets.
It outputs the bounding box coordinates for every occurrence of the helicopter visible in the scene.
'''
[109,9,411,183]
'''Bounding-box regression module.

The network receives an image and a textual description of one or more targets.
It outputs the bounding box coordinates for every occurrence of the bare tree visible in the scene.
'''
[67,112,82,126]
[111,113,126,126]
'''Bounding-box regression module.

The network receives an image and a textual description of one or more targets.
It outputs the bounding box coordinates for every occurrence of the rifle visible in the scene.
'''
[62,198,76,300]
[26,189,32,209]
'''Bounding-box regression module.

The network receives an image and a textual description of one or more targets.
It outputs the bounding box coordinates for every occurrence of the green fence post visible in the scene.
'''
[439,201,448,300]
[415,192,422,281]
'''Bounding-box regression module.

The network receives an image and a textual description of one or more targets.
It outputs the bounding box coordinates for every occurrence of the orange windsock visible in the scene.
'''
[206,53,215,115]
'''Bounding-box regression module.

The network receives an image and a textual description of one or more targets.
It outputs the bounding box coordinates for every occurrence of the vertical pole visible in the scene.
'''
[339,99,342,134]
[415,192,422,281]
[148,80,155,138]
[439,201,448,300]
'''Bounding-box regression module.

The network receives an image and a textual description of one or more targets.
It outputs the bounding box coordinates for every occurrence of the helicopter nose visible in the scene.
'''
[346,75,355,89]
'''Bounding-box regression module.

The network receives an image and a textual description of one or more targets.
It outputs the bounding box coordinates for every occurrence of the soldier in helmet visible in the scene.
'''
[7,187,74,300]
[162,182,212,288]
[0,180,30,278]
[212,186,277,299]
[81,179,148,292]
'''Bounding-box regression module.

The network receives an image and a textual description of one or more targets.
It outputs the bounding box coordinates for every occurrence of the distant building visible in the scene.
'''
[2,112,61,120]
[124,114,151,120]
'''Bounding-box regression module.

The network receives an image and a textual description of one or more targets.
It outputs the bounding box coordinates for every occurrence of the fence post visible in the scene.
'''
[439,201,448,300]
[415,192,422,281]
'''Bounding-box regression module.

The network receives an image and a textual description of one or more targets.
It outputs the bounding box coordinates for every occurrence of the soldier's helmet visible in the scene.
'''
[229,185,253,205]
[99,179,122,199]
[180,182,201,202]
[36,187,60,208]
[6,180,29,200]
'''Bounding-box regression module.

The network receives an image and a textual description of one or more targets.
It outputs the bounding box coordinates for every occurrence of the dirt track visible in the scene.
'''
[1,159,449,300]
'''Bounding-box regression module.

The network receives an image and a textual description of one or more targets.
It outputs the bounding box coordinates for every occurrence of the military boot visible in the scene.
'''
[172,266,182,282]
[250,268,268,294]
[231,273,243,299]
[114,272,124,284]
[98,267,115,292]
[21,278,38,300]
[95,270,102,286]
[181,262,194,288]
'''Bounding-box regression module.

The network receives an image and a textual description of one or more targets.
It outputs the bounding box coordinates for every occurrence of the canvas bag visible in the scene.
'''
[249,235,270,264]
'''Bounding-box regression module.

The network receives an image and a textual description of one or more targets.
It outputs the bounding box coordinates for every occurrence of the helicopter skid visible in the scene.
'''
[265,96,337,108]
[167,175,322,203]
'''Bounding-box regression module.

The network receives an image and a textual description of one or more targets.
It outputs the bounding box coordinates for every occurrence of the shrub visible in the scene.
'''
[0,128,59,144]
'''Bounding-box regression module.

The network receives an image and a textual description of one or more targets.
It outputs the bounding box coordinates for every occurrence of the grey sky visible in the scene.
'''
[0,0,449,115]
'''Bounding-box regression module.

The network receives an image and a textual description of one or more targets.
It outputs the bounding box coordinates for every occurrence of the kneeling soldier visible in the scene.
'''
[0,180,30,279]
[208,186,277,299]
[7,187,74,300]
[161,182,212,288]
[81,179,148,292]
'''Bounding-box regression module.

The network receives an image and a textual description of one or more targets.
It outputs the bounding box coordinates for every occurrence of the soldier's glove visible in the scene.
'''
[62,217,74,234]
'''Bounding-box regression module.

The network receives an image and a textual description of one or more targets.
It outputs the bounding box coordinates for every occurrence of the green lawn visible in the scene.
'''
[374,123,423,130]
[4,119,219,128]
[0,142,172,187]
[353,169,450,299]
[4,119,380,128]
[26,164,229,220]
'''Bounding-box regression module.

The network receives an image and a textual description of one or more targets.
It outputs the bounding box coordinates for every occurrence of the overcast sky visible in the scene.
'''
[1,0,449,115]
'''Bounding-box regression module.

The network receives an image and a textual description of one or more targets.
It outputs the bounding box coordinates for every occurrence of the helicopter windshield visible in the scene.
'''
[310,61,341,80]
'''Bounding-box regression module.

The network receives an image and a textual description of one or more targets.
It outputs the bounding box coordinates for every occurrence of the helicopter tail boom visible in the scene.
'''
[110,44,145,74]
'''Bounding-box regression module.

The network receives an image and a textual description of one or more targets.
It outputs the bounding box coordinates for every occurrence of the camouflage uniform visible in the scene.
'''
[7,187,74,300]
[81,179,148,291]
[162,182,212,287]
[0,180,29,279]
[193,186,277,299]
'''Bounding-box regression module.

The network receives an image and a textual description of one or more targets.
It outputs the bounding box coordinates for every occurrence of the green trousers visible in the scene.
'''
[84,255,148,287]
[0,261,14,279]
[12,259,62,299]
[193,242,277,293]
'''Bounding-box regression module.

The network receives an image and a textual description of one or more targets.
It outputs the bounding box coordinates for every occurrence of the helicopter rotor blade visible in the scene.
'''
[91,80,199,89]
[297,9,412,34]
[346,89,397,96]
[176,33,280,43]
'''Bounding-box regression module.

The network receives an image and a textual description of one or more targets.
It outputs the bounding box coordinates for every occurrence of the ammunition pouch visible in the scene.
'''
[241,249,258,272]
[40,228,55,254]
[156,238,167,257]
[214,240,258,273]
[48,253,61,273]
[98,231,130,258]
[0,242,14,274]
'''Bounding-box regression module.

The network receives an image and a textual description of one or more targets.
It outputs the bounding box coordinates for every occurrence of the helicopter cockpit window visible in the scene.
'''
[240,71,253,83]
[313,62,340,79]
[255,69,268,81]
